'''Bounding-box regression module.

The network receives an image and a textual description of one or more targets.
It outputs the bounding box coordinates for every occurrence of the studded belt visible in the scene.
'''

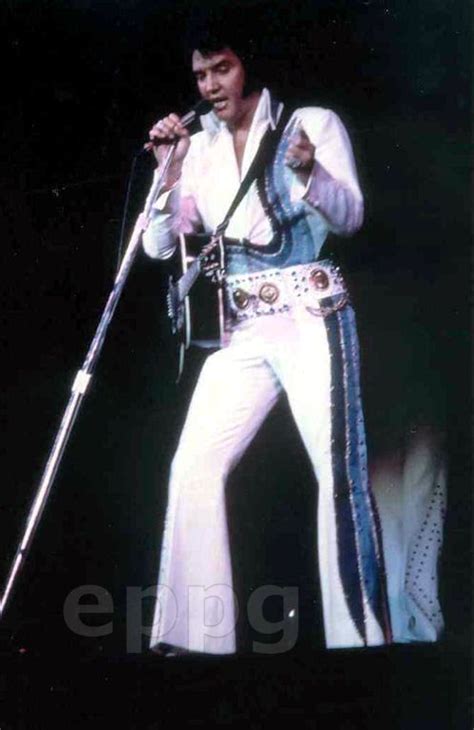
[225,260,349,323]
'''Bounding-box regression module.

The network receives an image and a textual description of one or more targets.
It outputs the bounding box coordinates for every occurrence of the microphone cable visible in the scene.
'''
[114,148,145,276]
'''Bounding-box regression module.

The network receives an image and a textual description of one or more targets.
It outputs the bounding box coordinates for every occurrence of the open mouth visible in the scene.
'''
[212,99,228,111]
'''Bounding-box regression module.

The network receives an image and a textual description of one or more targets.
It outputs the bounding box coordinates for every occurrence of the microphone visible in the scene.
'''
[143,99,212,152]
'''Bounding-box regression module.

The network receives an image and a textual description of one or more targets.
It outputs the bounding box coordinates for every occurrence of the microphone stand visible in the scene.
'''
[0,142,177,621]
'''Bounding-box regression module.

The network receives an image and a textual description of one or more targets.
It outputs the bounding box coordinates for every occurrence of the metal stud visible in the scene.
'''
[233,288,251,309]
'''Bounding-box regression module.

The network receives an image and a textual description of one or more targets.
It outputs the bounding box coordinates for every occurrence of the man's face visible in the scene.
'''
[192,48,248,126]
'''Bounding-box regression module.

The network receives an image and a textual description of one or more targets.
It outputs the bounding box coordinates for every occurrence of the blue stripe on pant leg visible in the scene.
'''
[324,305,367,643]
[324,303,392,643]
[339,305,392,640]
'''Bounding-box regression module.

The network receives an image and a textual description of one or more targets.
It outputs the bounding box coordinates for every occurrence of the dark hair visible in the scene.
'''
[184,6,265,93]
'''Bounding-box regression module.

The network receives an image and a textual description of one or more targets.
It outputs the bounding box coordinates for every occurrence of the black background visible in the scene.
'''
[0,0,471,726]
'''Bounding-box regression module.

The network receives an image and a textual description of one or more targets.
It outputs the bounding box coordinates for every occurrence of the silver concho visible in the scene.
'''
[309,268,330,290]
[259,283,280,304]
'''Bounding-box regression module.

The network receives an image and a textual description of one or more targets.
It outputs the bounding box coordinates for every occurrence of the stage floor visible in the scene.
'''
[0,640,470,729]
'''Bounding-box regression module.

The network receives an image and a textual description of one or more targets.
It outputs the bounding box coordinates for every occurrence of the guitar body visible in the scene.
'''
[167,233,226,380]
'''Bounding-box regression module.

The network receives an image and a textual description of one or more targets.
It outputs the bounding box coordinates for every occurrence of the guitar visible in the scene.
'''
[167,233,226,380]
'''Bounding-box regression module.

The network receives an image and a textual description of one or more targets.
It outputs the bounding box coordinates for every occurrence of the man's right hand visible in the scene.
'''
[148,113,191,174]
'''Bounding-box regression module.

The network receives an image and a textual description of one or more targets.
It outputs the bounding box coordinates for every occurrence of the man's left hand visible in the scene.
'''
[285,127,315,181]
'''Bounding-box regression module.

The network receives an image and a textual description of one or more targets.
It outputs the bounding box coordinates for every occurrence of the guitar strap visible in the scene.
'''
[168,105,294,373]
[213,105,293,238]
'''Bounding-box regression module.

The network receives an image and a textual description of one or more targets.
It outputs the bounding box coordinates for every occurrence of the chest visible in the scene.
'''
[232,130,249,176]
[195,127,302,230]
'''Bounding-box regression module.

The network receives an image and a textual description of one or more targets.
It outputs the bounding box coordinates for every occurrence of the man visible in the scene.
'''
[142,26,392,655]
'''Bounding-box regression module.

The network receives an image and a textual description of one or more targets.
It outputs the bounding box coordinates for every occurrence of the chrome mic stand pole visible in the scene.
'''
[0,142,177,620]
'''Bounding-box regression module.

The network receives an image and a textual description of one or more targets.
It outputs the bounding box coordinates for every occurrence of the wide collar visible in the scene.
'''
[199,88,284,137]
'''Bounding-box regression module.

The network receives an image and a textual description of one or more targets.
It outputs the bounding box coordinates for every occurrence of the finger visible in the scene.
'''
[291,134,312,151]
[290,136,313,153]
[161,118,179,134]
[167,114,189,133]
[163,119,189,139]
[285,144,303,158]
[288,135,303,149]
[152,116,178,133]
[173,124,190,138]
[299,127,310,140]
[293,125,310,140]
[285,148,303,161]
[150,120,170,138]
[285,157,304,171]
[293,139,312,151]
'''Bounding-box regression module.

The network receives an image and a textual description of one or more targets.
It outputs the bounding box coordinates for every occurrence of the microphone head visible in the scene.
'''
[142,99,214,154]
[194,99,213,115]
[180,99,213,128]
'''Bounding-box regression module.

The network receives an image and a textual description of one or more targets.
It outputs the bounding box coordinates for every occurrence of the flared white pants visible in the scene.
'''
[370,425,446,642]
[150,306,392,653]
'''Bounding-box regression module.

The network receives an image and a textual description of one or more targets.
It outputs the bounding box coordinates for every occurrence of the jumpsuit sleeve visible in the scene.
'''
[142,134,204,260]
[296,107,364,237]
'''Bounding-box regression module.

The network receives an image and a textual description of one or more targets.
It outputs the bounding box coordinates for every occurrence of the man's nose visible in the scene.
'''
[203,72,219,95]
